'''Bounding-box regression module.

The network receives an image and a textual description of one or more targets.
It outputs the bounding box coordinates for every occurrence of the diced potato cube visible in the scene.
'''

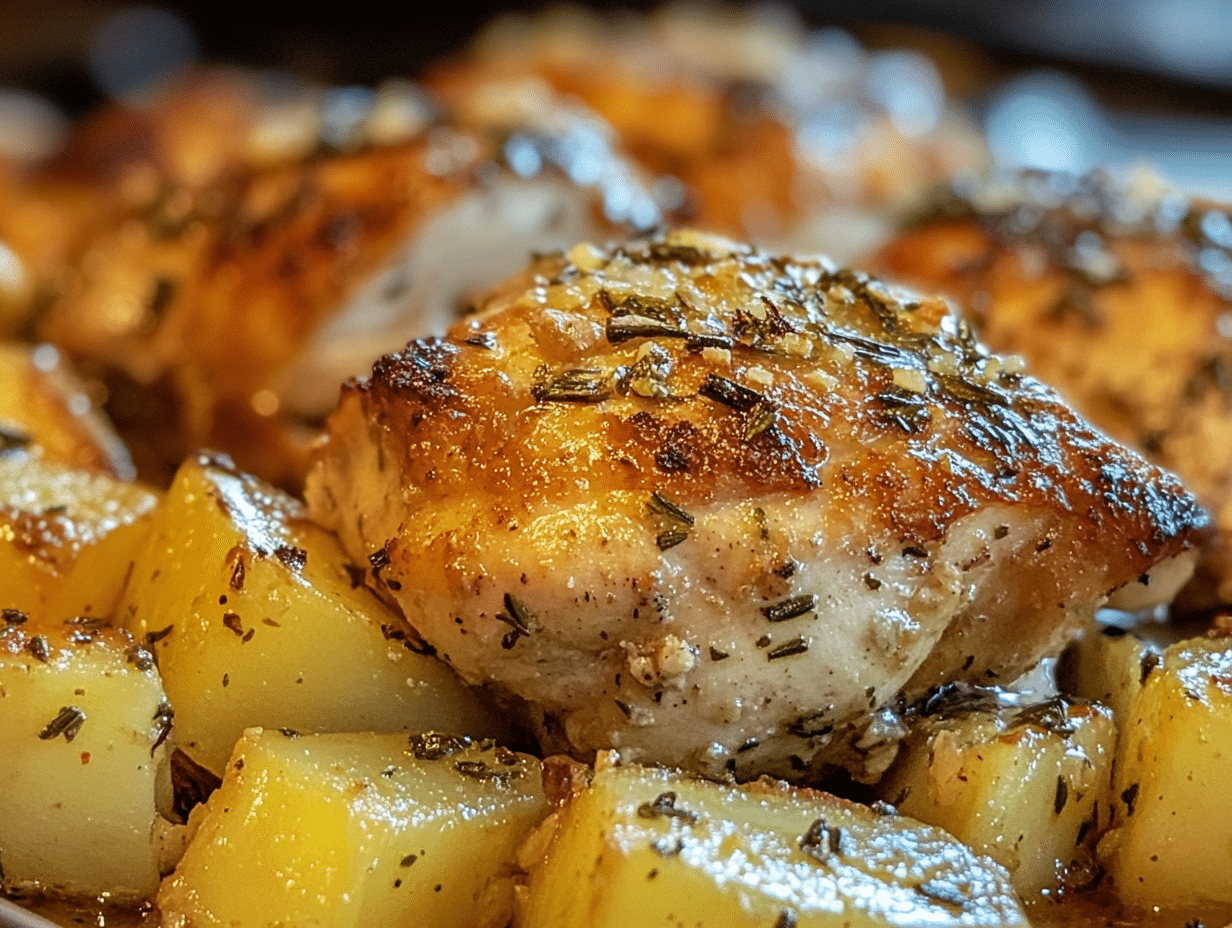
[877,693,1114,898]
[1101,637,1232,922]
[1057,623,1156,731]
[0,620,169,900]
[158,730,548,928]
[519,760,1028,928]
[0,342,134,478]
[117,453,507,774]
[0,455,161,623]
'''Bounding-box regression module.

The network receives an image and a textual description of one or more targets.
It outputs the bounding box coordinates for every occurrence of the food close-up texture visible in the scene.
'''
[2,3,1232,928]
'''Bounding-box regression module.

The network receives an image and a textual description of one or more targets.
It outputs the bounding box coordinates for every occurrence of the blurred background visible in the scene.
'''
[0,0,1228,194]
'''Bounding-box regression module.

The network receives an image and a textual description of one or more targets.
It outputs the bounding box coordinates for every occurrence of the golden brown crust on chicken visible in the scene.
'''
[38,137,474,485]
[36,118,661,487]
[872,170,1232,608]
[308,230,1203,781]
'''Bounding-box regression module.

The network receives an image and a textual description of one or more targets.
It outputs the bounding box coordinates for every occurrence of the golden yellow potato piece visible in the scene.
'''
[519,760,1028,928]
[1101,636,1232,923]
[0,620,168,900]
[0,342,134,478]
[878,692,1114,898]
[117,452,508,775]
[158,730,549,928]
[0,454,160,623]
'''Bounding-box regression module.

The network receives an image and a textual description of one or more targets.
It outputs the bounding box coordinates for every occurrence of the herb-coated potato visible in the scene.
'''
[877,694,1113,897]
[158,730,549,928]
[0,453,161,624]
[1057,623,1156,733]
[1100,636,1232,922]
[518,759,1028,928]
[0,620,169,900]
[116,452,508,774]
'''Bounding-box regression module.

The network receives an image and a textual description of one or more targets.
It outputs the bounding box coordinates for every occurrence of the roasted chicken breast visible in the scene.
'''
[427,5,985,260]
[872,170,1232,609]
[34,83,671,486]
[307,229,1204,782]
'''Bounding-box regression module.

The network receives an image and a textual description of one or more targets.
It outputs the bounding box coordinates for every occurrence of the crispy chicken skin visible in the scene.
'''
[872,171,1232,608]
[37,113,666,487]
[307,230,1204,781]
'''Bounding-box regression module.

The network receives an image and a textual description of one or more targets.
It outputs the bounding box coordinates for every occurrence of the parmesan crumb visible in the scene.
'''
[803,369,839,391]
[781,333,813,358]
[892,368,927,394]
[746,367,774,388]
[701,346,732,367]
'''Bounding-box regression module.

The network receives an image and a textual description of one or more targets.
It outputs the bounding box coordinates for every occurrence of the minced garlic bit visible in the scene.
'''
[891,367,927,394]
[781,333,813,358]
[701,346,732,367]
[745,366,774,388]
[802,369,839,391]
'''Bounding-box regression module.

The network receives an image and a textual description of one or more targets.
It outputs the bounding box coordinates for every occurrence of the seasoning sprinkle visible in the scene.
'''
[767,637,810,660]
[1013,697,1077,736]
[686,333,733,351]
[171,748,222,821]
[744,401,778,440]
[1140,651,1160,685]
[455,760,521,785]
[533,367,613,403]
[788,710,833,738]
[876,389,929,433]
[38,706,86,743]
[656,528,690,551]
[1055,776,1069,815]
[646,241,708,265]
[647,490,694,526]
[408,732,473,761]
[28,635,49,662]
[698,373,763,411]
[762,595,816,623]
[606,315,689,343]
[2,608,27,625]
[369,546,390,576]
[151,701,174,756]
[273,544,307,571]
[800,818,843,859]
[637,791,699,824]
[465,332,496,350]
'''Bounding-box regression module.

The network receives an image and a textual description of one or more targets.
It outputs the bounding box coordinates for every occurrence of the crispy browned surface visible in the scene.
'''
[37,135,487,486]
[310,231,1204,777]
[871,172,1232,607]
[348,244,1199,555]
